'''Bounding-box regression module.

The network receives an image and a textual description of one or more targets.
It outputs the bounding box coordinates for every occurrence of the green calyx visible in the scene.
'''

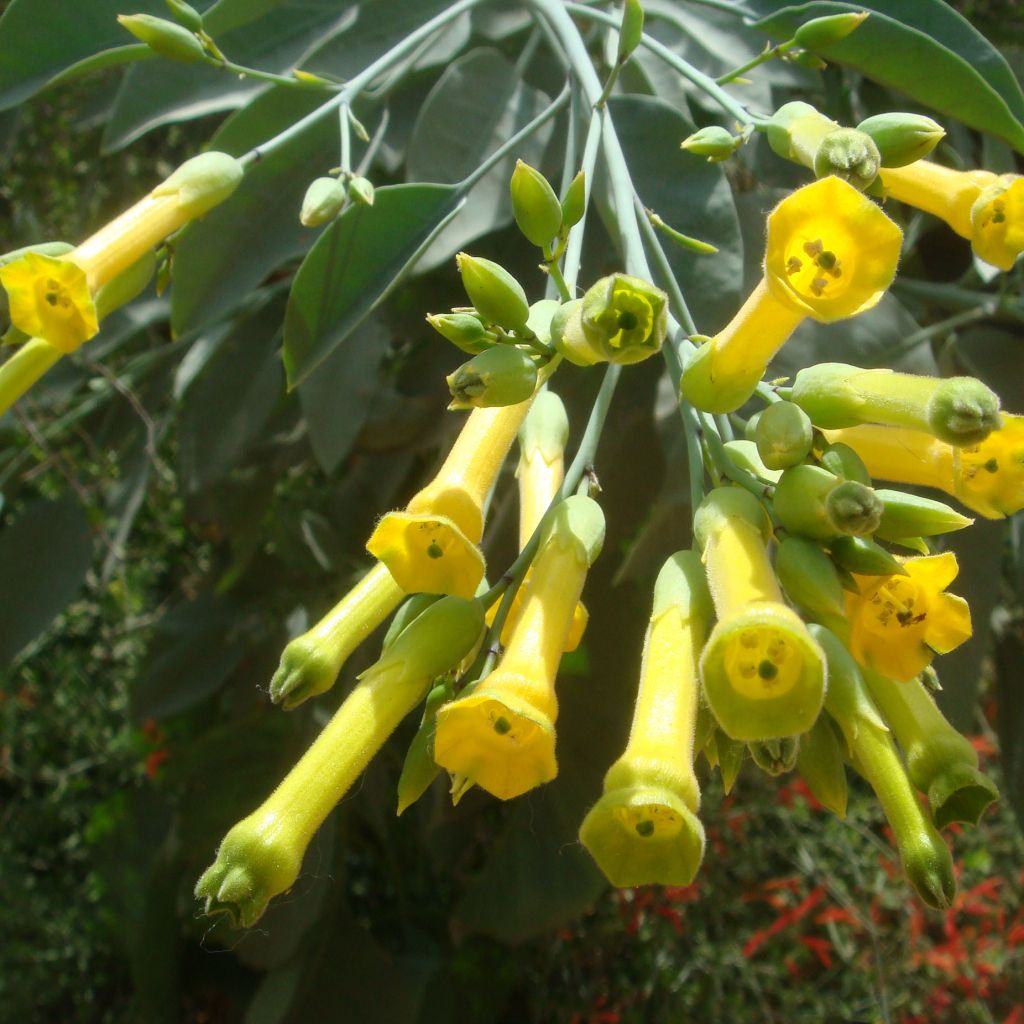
[681,126,740,161]
[456,252,530,332]
[540,494,606,567]
[813,128,881,190]
[749,736,800,776]
[446,345,538,410]
[829,535,906,577]
[117,13,205,62]
[510,160,563,248]
[796,715,848,817]
[874,489,973,540]
[857,112,945,168]
[755,400,814,470]
[926,377,1002,446]
[774,464,881,541]
[426,311,496,355]
[793,11,869,49]
[300,176,347,227]
[776,535,846,621]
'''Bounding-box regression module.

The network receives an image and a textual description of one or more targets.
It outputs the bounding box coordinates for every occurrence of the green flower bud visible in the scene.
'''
[818,442,871,486]
[560,170,586,230]
[519,388,570,464]
[617,0,644,62]
[382,594,440,651]
[446,345,538,410]
[347,175,375,207]
[776,535,846,620]
[856,112,945,168]
[426,311,496,355]
[749,736,799,776]
[792,363,1002,447]
[794,11,869,49]
[813,128,881,190]
[560,273,668,365]
[300,176,347,227]
[164,0,204,32]
[723,440,782,484]
[117,14,205,63]
[874,488,973,540]
[755,401,814,470]
[510,160,562,247]
[396,677,454,815]
[456,252,530,332]
[796,715,848,817]
[811,625,957,909]
[764,101,837,164]
[681,126,740,162]
[774,464,882,540]
[829,535,907,577]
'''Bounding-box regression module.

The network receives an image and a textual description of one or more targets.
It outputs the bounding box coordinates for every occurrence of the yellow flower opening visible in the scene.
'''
[881,162,1024,271]
[681,177,901,414]
[0,253,98,353]
[593,284,654,354]
[433,496,604,800]
[845,553,972,682]
[367,400,534,597]
[824,418,1024,519]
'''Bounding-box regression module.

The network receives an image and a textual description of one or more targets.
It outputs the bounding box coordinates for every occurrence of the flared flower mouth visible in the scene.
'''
[366,511,485,598]
[952,413,1024,518]
[846,552,972,681]
[0,251,98,352]
[579,784,704,887]
[592,286,655,352]
[700,602,826,740]
[765,176,902,322]
[970,175,1024,271]
[433,686,557,801]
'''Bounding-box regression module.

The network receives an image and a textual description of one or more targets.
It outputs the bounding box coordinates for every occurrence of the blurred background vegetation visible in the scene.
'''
[1,1,1023,1022]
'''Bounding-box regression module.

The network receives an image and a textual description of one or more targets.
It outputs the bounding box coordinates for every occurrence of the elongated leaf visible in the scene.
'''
[406,47,553,271]
[747,0,1024,153]
[102,4,357,150]
[0,495,93,665]
[170,86,339,337]
[282,183,462,388]
[610,94,743,332]
[131,591,245,720]
[0,0,214,110]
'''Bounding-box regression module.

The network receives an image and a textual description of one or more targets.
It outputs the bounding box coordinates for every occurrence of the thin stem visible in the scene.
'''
[880,306,992,362]
[338,102,352,174]
[716,40,794,85]
[542,245,573,302]
[563,107,603,293]
[210,56,335,91]
[894,278,1023,320]
[238,0,485,168]
[563,2,764,127]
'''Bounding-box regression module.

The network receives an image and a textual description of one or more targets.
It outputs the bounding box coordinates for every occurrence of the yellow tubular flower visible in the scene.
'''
[0,152,242,351]
[825,418,1024,519]
[579,551,712,887]
[367,399,535,598]
[695,488,826,740]
[433,495,605,800]
[880,162,1024,271]
[845,553,972,682]
[680,176,902,413]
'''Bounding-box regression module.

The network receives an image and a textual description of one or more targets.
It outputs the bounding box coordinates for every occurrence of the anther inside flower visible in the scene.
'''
[592,283,654,352]
[0,252,98,352]
[614,800,684,840]
[846,553,972,681]
[722,623,801,700]
[970,175,1024,271]
[765,176,903,321]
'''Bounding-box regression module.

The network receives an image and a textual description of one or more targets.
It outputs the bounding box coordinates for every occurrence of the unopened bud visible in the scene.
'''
[456,252,530,332]
[681,126,740,161]
[723,440,782,484]
[749,736,799,776]
[794,11,869,49]
[561,170,586,230]
[426,311,496,355]
[510,160,562,247]
[829,535,906,576]
[818,442,871,486]
[155,151,244,217]
[164,0,204,32]
[617,0,644,62]
[347,175,375,207]
[813,128,881,190]
[755,400,813,470]
[874,489,973,540]
[446,345,538,410]
[774,464,882,540]
[117,14,205,62]
[776,535,846,620]
[300,176,347,226]
[857,112,945,168]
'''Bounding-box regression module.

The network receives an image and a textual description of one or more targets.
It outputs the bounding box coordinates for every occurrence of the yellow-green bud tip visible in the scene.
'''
[455,253,530,332]
[681,126,740,162]
[857,112,945,168]
[118,13,206,62]
[813,128,881,191]
[510,160,562,247]
[793,11,869,50]
[300,176,347,226]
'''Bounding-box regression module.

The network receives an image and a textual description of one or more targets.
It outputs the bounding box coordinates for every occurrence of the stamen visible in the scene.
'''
[803,239,824,258]
[786,257,803,275]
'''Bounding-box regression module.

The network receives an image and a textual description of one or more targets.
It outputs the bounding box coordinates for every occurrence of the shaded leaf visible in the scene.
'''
[282,183,462,388]
[748,0,1024,153]
[0,495,93,666]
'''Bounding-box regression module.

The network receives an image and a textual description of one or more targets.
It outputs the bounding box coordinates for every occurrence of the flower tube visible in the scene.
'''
[196,595,485,927]
[680,176,902,413]
[0,152,242,352]
[579,551,711,886]
[862,669,998,828]
[822,419,1024,519]
[695,488,826,740]
[366,399,535,598]
[843,553,972,682]
[880,162,1024,271]
[433,495,605,800]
